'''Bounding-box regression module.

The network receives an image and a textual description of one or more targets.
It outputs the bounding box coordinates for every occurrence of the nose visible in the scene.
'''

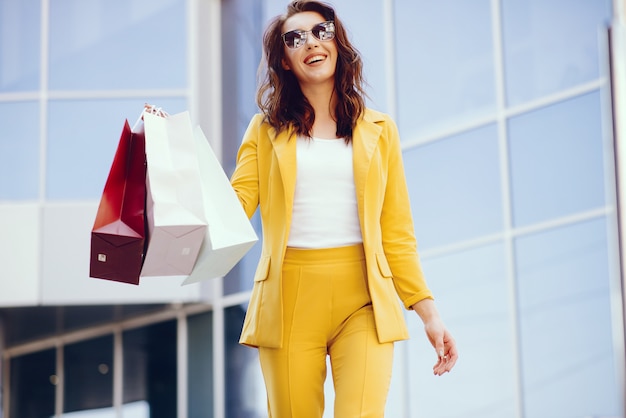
[304,31,320,48]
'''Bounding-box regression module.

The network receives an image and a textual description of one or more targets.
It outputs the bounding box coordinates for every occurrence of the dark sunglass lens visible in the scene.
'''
[312,25,324,40]
[283,31,302,48]
[312,22,334,41]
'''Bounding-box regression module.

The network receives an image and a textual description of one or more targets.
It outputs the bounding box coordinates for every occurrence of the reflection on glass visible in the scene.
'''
[0,101,40,200]
[46,98,187,200]
[220,0,264,297]
[3,306,58,347]
[2,306,170,348]
[327,0,389,111]
[0,0,41,92]
[64,335,114,414]
[225,305,266,417]
[60,401,148,417]
[123,320,177,418]
[394,0,496,139]
[407,242,516,417]
[60,407,113,417]
[404,124,502,250]
[188,311,214,417]
[515,218,619,417]
[508,91,605,227]
[220,0,264,178]
[63,305,169,332]
[48,0,186,90]
[9,349,56,418]
[501,0,611,106]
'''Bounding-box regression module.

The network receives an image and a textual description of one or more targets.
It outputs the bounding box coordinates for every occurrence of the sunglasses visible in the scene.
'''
[281,21,336,49]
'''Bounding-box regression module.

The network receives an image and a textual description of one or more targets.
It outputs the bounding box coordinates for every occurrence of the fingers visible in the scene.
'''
[143,103,169,118]
[423,321,458,376]
[432,340,446,376]
[432,335,458,376]
[433,352,454,376]
[436,342,445,362]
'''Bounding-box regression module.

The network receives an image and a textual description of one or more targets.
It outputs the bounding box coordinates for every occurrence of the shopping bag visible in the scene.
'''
[90,120,146,285]
[182,126,258,285]
[140,110,208,277]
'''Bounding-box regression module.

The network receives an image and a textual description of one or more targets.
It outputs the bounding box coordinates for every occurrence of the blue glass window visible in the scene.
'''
[501,0,611,106]
[64,335,114,414]
[515,218,619,417]
[45,98,186,200]
[123,321,177,416]
[334,0,389,111]
[407,243,516,417]
[0,101,40,200]
[0,0,41,92]
[508,91,605,227]
[188,312,214,417]
[48,0,186,90]
[394,0,496,140]
[225,305,266,416]
[10,349,56,417]
[404,124,502,250]
[222,0,264,175]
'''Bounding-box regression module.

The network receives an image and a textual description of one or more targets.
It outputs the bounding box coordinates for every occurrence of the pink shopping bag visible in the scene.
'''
[139,110,207,277]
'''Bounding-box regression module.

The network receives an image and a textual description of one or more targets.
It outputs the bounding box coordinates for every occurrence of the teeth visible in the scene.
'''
[306,55,325,64]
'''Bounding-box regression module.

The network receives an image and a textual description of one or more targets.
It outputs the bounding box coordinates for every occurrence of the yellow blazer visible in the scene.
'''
[231,108,433,348]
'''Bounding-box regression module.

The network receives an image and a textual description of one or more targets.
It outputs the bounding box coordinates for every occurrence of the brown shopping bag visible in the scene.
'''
[90,120,146,285]
[182,126,258,285]
[139,110,208,277]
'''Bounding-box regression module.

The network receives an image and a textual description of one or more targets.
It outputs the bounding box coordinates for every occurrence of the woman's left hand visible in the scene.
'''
[412,298,458,376]
[423,318,458,376]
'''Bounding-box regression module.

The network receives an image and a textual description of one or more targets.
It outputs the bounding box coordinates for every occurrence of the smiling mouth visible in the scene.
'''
[305,54,326,65]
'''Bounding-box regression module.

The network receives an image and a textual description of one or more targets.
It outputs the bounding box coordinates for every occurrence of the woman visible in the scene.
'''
[230,1,458,416]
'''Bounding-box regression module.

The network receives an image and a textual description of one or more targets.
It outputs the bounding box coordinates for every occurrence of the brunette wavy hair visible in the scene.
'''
[256,0,367,141]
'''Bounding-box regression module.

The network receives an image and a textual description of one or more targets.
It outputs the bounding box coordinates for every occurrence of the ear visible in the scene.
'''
[281,58,291,71]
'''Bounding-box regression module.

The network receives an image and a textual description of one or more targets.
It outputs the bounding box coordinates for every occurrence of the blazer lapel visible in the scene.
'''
[352,112,383,213]
[271,127,298,213]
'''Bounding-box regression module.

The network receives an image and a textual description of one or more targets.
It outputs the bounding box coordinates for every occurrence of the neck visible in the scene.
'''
[300,81,335,117]
[300,82,338,138]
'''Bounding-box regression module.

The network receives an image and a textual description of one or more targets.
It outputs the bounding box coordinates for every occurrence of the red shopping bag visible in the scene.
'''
[90,120,146,285]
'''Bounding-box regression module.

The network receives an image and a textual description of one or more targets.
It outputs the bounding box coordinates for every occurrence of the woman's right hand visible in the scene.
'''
[143,103,168,118]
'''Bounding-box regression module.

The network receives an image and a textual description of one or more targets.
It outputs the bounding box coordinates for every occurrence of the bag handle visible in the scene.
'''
[132,103,169,131]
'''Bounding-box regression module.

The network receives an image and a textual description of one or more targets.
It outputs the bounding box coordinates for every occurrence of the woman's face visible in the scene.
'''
[280,11,338,89]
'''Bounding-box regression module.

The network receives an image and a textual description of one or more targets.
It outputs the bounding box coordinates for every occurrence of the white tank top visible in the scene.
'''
[287,136,363,248]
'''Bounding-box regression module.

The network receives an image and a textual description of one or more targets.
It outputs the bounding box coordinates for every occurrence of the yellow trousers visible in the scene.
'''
[258,244,394,418]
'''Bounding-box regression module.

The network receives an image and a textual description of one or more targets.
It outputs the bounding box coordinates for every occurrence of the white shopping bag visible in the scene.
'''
[140,110,208,277]
[182,126,258,285]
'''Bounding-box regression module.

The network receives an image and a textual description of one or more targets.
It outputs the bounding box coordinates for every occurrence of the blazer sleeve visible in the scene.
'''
[379,116,434,308]
[230,114,263,219]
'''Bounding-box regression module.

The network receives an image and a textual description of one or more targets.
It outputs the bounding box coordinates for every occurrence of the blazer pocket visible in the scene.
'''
[254,255,271,282]
[375,253,393,278]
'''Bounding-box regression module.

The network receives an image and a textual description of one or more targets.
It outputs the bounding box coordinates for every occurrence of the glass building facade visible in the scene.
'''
[0,0,624,417]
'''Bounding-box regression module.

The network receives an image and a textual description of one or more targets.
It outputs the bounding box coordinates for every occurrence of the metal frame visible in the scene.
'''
[610,0,626,414]
[1,303,214,418]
